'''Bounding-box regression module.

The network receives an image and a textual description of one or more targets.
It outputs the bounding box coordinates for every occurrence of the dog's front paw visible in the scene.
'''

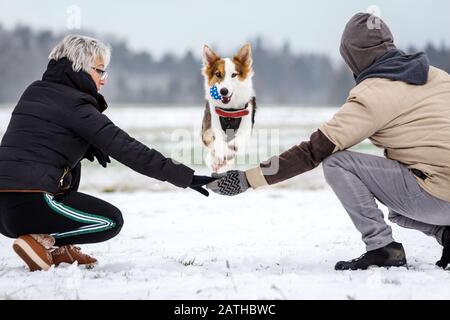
[211,163,222,173]
[207,142,239,173]
[212,156,227,173]
[205,152,225,173]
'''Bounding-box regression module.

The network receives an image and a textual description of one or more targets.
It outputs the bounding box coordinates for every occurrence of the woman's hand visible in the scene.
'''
[84,146,111,168]
[190,175,218,197]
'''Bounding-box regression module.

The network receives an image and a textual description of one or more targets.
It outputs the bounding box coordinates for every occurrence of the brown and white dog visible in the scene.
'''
[201,44,256,173]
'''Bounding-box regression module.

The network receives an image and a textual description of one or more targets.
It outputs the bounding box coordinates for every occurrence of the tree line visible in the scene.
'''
[0,24,449,106]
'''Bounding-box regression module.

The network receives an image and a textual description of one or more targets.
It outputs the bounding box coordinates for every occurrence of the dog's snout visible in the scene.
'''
[220,88,229,96]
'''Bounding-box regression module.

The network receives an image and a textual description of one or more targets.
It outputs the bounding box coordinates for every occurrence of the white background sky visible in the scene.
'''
[1,0,449,59]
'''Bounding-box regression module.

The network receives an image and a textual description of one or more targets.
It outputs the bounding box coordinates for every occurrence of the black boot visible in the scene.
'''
[335,242,407,271]
[436,227,450,269]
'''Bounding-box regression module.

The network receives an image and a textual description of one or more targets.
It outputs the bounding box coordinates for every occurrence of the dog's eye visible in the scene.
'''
[215,71,222,78]
[231,73,238,78]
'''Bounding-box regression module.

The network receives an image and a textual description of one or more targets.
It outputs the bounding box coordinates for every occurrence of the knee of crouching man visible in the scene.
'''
[322,151,351,169]
[322,160,333,184]
[322,152,346,184]
[322,154,338,174]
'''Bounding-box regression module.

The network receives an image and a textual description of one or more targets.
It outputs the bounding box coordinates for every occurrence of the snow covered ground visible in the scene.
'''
[0,105,449,300]
[1,189,449,300]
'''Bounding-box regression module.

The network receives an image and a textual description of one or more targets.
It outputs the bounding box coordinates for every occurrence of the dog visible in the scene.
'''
[201,44,257,173]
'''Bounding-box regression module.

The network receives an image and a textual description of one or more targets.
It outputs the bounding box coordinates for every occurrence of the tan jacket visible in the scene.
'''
[319,66,450,202]
[246,66,450,203]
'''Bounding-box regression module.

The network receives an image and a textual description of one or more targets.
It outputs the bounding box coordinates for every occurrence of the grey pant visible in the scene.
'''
[323,151,450,251]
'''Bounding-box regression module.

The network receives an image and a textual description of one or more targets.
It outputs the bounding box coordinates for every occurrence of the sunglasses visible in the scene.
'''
[92,67,108,81]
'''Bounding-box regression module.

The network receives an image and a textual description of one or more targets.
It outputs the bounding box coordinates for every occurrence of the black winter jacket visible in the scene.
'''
[0,58,194,194]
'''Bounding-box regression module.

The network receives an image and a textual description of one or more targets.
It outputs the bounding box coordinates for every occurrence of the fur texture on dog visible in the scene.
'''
[201,44,257,173]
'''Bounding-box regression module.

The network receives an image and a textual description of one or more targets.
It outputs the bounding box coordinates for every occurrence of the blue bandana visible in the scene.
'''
[210,86,222,101]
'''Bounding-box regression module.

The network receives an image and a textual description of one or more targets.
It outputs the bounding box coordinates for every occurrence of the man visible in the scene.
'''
[208,13,450,271]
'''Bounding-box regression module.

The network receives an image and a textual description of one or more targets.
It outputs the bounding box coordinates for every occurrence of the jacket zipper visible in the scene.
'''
[59,167,70,189]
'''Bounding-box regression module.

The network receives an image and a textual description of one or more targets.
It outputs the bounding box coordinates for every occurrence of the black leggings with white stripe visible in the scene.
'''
[0,192,124,246]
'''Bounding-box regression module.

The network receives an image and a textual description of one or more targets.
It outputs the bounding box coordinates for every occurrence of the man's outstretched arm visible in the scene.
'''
[246,129,337,188]
[246,94,391,189]
[207,130,336,196]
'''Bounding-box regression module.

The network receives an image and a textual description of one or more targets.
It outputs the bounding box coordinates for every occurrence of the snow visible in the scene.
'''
[0,189,449,300]
[0,105,449,300]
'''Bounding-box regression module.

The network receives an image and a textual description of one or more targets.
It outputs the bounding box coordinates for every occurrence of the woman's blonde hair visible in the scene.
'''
[49,34,111,72]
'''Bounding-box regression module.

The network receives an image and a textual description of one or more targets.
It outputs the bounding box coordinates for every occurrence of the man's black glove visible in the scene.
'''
[190,175,217,197]
[84,146,111,168]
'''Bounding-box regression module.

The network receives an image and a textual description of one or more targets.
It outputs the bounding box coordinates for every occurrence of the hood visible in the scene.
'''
[340,12,396,76]
[42,58,108,112]
[355,49,430,85]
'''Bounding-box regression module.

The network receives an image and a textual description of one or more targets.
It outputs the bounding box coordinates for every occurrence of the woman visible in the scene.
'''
[0,35,214,272]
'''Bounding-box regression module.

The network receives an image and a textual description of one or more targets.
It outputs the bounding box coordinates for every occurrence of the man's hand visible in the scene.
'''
[207,170,249,196]
[190,175,217,197]
[84,146,111,168]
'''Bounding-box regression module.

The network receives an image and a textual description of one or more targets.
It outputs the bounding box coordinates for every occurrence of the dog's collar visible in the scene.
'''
[215,107,249,118]
[214,101,252,119]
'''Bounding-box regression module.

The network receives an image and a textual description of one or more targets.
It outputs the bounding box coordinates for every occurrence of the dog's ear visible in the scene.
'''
[203,45,220,66]
[234,44,252,67]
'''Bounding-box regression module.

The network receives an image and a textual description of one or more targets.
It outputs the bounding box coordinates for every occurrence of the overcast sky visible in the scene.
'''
[1,0,449,59]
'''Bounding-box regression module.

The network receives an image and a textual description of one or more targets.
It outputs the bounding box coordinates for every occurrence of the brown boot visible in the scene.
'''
[51,245,98,269]
[13,234,55,272]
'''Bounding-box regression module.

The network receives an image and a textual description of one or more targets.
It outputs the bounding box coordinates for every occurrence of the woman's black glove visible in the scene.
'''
[190,175,217,197]
[84,146,111,168]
